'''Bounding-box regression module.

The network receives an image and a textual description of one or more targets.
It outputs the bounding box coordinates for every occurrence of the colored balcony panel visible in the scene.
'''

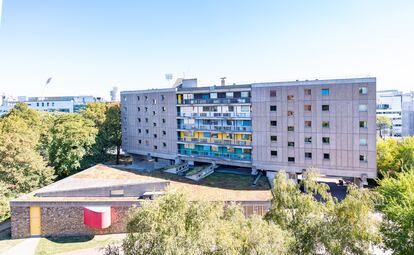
[84,206,111,229]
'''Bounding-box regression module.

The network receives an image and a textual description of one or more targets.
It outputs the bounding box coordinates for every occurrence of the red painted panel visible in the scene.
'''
[83,206,111,229]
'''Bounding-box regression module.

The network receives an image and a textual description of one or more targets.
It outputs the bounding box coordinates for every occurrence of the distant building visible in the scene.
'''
[121,77,377,183]
[0,95,103,116]
[376,90,414,137]
[110,87,119,102]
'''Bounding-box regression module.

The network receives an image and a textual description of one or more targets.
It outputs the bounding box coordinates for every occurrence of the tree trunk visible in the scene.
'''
[116,146,120,165]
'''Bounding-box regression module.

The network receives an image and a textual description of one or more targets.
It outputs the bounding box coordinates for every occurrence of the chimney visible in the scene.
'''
[220,77,226,86]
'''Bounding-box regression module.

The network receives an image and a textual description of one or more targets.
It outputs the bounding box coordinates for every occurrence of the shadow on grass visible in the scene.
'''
[45,235,94,244]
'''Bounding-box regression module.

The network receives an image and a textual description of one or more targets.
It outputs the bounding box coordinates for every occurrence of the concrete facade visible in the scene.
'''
[121,78,377,179]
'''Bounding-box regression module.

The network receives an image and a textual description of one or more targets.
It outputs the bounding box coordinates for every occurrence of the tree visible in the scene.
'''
[396,136,414,171]
[48,114,97,177]
[376,116,392,138]
[377,138,399,176]
[0,115,55,220]
[377,169,414,254]
[105,191,290,255]
[102,103,122,164]
[266,170,380,255]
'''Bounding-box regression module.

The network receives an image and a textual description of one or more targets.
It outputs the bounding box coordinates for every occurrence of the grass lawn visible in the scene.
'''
[0,238,23,253]
[34,233,125,255]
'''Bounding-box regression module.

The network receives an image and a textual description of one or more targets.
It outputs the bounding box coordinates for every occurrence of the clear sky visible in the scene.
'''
[0,0,413,100]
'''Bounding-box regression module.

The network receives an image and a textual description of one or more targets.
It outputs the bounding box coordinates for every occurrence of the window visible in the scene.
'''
[145,107,148,112]
[305,152,312,159]
[137,96,140,101]
[360,155,367,162]
[359,87,368,95]
[145,118,148,123]
[228,106,234,112]
[305,137,312,144]
[304,121,312,128]
[270,90,277,97]
[270,120,277,127]
[145,140,149,145]
[304,89,312,95]
[322,105,330,111]
[153,122,157,127]
[162,118,166,123]
[271,150,277,157]
[162,130,166,136]
[153,99,157,104]
[359,121,368,128]
[270,135,277,142]
[322,88,330,95]
[270,105,277,111]
[288,157,295,162]
[138,129,142,133]
[153,134,157,138]
[138,139,142,144]
[145,129,149,134]
[137,107,140,112]
[162,107,166,112]
[288,111,294,116]
[110,189,124,197]
[288,141,295,147]
[154,145,158,150]
[304,105,312,111]
[241,106,250,112]
[359,104,368,112]
[322,121,330,128]
[322,137,330,144]
[288,126,294,132]
[163,142,167,147]
[287,95,295,100]
[138,118,141,123]
[145,96,148,101]
[323,153,330,160]
[161,95,165,101]
[359,138,367,146]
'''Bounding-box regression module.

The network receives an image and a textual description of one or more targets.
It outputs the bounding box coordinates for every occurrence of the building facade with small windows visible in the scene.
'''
[121,78,377,181]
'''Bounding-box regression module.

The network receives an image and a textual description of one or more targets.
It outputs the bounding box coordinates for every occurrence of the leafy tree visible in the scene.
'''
[102,103,122,164]
[48,114,97,177]
[0,115,55,220]
[377,169,414,254]
[377,138,399,176]
[396,136,414,171]
[376,116,392,138]
[266,170,380,255]
[106,192,290,255]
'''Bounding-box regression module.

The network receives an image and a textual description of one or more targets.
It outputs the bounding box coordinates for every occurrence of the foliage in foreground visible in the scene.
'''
[266,171,380,255]
[377,137,414,176]
[105,192,291,255]
[377,169,414,254]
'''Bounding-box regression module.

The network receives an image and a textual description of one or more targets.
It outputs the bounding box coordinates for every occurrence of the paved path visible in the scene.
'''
[1,237,40,255]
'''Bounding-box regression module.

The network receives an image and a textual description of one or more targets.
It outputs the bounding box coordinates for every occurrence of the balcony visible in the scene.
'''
[179,97,251,105]
[177,112,251,118]
[177,125,252,132]
[178,149,252,161]
[177,137,252,146]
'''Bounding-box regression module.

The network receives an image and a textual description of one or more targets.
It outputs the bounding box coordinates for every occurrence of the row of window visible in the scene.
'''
[138,129,167,136]
[269,87,368,98]
[270,104,368,113]
[137,106,166,112]
[137,140,167,150]
[138,118,167,125]
[270,121,369,129]
[270,151,368,162]
[136,94,165,102]
[269,136,368,146]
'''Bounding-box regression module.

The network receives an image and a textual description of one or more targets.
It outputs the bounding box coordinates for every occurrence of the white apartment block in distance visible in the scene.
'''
[121,77,377,182]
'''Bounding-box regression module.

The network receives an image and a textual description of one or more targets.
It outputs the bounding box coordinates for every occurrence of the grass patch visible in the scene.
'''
[35,233,125,255]
[0,238,23,253]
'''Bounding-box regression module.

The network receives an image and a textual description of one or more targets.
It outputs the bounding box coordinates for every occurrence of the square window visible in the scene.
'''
[228,106,234,112]
[138,118,141,122]
[145,96,148,101]
[288,157,295,162]
[288,141,295,147]
[271,150,277,156]
[138,129,142,133]
[322,137,330,144]
[153,134,157,138]
[322,105,330,111]
[360,155,367,162]
[359,121,368,128]
[162,118,166,123]
[305,152,312,159]
[270,120,277,127]
[162,107,166,112]
[359,138,367,146]
[304,121,312,128]
[145,118,148,123]
[153,122,157,127]
[323,153,330,160]
[288,111,294,116]
[153,111,156,116]
[153,99,157,104]
[288,126,294,132]
[145,129,149,134]
[322,121,330,128]
[145,107,148,112]
[304,89,312,95]
[359,87,368,95]
[270,90,277,97]
[359,104,368,112]
[138,140,142,144]
[154,145,158,150]
[270,105,277,111]
[137,107,141,112]
[322,88,330,96]
[287,95,295,100]
[161,95,165,101]
[305,137,312,144]
[304,105,312,111]
[270,135,277,142]
[162,130,166,135]
[163,142,167,147]
[137,96,140,101]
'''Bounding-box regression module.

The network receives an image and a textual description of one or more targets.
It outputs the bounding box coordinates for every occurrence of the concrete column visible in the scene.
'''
[251,167,258,175]
[354,177,364,188]
[187,160,195,166]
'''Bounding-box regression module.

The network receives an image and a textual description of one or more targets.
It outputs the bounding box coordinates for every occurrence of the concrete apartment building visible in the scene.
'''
[121,77,377,182]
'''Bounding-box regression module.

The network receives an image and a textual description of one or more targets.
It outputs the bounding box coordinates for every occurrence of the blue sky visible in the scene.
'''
[0,0,413,99]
